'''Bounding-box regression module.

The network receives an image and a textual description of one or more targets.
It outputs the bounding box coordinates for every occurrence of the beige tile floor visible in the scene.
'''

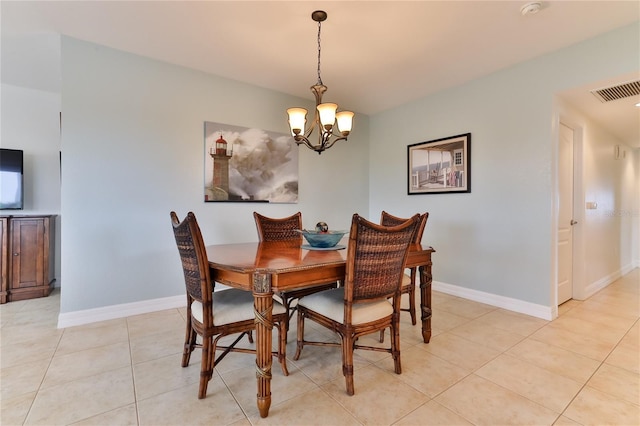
[1,269,638,425]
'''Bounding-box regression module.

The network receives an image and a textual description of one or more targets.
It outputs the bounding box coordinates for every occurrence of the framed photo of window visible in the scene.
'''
[408,133,471,194]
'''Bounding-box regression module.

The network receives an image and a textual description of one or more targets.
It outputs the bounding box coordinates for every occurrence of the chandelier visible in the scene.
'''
[287,10,354,155]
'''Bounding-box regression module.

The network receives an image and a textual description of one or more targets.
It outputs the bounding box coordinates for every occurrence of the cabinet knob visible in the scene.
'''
[13,253,19,256]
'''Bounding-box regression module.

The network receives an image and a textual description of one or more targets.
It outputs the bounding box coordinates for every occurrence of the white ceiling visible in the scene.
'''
[2,1,639,148]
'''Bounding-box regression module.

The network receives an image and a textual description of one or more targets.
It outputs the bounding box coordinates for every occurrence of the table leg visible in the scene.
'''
[419,263,433,343]
[253,272,273,418]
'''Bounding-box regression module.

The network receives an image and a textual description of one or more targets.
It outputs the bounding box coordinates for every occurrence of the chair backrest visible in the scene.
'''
[345,213,420,306]
[170,212,213,312]
[380,210,429,244]
[253,211,303,243]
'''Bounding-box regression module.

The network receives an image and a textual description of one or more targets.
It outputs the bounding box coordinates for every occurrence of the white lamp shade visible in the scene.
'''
[335,111,354,133]
[317,103,337,127]
[287,108,307,134]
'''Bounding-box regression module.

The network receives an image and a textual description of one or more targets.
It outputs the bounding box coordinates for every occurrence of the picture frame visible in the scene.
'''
[204,121,299,203]
[408,133,471,194]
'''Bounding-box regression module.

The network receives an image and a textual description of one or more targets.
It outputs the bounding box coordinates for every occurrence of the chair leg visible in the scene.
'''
[391,318,402,375]
[277,319,289,376]
[379,329,385,343]
[408,283,417,326]
[247,330,254,344]
[182,324,196,367]
[209,334,218,381]
[283,296,293,342]
[343,334,355,396]
[198,336,213,399]
[293,309,305,360]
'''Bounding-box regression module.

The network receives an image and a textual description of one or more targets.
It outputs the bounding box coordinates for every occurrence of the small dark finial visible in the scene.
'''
[311,10,327,22]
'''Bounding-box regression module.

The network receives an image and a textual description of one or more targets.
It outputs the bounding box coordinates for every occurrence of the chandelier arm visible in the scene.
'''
[293,130,347,154]
[317,133,328,153]
[323,134,347,151]
[302,117,318,141]
[305,138,317,151]
[293,135,311,147]
[296,137,325,154]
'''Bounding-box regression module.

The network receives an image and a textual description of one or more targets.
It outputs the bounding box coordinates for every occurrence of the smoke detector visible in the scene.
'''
[521,2,542,15]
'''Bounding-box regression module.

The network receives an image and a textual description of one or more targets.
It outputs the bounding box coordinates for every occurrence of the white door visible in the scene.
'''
[558,123,575,305]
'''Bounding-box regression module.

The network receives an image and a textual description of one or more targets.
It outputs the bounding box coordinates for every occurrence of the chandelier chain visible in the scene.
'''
[316,20,323,85]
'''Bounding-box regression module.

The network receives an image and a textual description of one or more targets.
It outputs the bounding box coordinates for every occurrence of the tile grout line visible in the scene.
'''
[126,314,143,426]
[21,296,64,425]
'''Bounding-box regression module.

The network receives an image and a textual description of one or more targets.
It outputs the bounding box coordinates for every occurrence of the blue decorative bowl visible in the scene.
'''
[296,229,348,248]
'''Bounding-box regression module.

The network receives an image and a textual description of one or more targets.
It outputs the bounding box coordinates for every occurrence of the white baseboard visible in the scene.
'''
[59,267,638,329]
[581,263,636,300]
[621,263,636,276]
[58,284,552,328]
[57,295,186,329]
[432,280,553,321]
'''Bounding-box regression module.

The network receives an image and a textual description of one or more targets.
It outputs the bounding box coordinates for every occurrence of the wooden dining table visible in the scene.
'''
[206,239,435,418]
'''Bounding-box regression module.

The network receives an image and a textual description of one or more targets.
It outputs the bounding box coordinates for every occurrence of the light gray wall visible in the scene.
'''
[1,83,62,283]
[3,24,637,319]
[59,37,369,313]
[368,23,639,308]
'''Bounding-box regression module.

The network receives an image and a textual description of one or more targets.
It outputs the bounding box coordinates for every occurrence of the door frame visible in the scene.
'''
[551,113,586,318]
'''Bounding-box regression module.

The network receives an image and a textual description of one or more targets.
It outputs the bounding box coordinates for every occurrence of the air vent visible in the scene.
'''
[590,80,640,103]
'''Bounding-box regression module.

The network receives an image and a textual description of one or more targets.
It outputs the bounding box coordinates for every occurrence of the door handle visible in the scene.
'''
[570,220,578,226]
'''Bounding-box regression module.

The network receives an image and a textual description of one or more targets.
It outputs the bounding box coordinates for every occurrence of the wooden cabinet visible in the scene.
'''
[0,217,8,303]
[0,215,56,303]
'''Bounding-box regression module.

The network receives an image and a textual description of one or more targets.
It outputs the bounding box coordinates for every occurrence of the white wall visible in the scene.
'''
[1,83,62,283]
[368,23,639,317]
[635,149,640,267]
[59,37,370,316]
[577,111,637,285]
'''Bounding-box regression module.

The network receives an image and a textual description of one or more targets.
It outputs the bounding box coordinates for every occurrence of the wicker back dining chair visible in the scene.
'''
[171,211,289,399]
[293,213,420,395]
[253,211,339,321]
[253,211,304,243]
[380,210,429,326]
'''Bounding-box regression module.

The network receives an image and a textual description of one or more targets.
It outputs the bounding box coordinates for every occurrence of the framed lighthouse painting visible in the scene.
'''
[204,121,299,203]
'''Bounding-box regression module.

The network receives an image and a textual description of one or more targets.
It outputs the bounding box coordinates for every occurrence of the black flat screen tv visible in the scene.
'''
[0,148,24,210]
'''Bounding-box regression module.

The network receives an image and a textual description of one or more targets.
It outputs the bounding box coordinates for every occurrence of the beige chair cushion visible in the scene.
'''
[402,274,411,286]
[192,289,286,325]
[298,288,393,325]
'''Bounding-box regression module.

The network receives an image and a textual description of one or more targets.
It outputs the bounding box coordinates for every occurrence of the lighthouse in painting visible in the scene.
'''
[208,133,232,200]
